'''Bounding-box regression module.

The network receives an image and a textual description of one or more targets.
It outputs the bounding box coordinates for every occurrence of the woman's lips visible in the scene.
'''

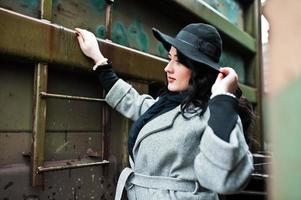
[167,77,176,82]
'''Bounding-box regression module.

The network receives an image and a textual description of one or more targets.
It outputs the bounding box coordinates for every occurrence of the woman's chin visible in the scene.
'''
[167,85,180,92]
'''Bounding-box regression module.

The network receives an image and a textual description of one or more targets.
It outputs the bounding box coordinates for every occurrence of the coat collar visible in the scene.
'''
[132,105,181,157]
[131,105,204,160]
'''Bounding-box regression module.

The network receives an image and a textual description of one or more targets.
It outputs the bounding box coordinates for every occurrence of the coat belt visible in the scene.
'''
[115,167,207,200]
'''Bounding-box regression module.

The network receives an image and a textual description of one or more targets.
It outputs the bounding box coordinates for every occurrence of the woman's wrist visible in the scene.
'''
[210,91,236,99]
[93,57,108,70]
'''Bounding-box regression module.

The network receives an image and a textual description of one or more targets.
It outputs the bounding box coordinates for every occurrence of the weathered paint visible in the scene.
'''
[172,0,256,53]
[112,21,130,47]
[112,19,150,53]
[128,19,149,53]
[112,0,185,57]
[0,0,40,17]
[52,0,106,35]
[0,8,168,82]
[203,0,243,29]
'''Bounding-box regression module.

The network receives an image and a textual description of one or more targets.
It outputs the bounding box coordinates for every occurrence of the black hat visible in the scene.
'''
[152,23,222,71]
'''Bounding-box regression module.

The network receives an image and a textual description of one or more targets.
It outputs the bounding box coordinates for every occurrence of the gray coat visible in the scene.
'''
[106,79,253,200]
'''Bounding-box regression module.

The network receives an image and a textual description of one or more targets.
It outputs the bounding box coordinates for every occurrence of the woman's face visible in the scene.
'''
[164,46,192,92]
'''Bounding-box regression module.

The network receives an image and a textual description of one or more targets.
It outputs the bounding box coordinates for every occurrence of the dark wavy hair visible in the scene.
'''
[177,51,255,142]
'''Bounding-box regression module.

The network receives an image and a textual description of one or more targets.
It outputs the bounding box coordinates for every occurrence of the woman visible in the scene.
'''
[75,23,254,200]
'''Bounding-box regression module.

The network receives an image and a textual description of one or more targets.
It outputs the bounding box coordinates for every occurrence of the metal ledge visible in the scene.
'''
[170,0,257,53]
[0,7,257,102]
[0,8,166,82]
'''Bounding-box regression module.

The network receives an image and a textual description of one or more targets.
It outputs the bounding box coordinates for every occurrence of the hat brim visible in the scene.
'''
[152,28,220,72]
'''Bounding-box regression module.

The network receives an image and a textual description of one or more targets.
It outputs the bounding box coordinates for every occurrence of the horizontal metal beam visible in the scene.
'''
[0,8,166,82]
[170,0,257,53]
[0,7,257,102]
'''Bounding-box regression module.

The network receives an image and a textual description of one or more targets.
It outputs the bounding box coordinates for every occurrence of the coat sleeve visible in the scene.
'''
[105,79,157,121]
[194,97,254,194]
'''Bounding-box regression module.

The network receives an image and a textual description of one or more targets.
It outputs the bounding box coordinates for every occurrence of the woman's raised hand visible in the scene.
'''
[75,28,105,64]
[211,67,238,95]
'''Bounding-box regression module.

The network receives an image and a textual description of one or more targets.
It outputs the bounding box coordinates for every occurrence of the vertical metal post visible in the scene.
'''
[41,0,52,21]
[244,0,263,151]
[253,0,264,151]
[31,0,52,187]
[102,0,114,162]
[105,0,114,39]
[101,90,109,161]
[31,63,48,187]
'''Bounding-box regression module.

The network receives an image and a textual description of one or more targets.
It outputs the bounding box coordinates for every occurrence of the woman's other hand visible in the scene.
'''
[211,67,238,95]
[75,28,106,64]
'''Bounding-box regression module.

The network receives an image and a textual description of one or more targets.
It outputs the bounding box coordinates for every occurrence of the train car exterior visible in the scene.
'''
[0,0,264,199]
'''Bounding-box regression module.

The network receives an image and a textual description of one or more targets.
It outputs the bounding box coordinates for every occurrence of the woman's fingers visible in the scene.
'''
[219,67,238,82]
[74,28,104,63]
[217,72,224,80]
[211,67,238,94]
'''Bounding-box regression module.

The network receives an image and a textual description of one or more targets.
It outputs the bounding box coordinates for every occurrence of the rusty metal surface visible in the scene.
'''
[52,0,107,39]
[0,7,167,82]
[0,163,116,199]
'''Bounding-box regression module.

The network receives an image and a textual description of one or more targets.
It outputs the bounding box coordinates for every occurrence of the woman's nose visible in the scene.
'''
[164,61,173,73]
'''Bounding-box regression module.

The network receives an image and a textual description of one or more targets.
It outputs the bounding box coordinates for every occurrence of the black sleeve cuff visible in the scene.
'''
[94,62,119,92]
[208,95,239,142]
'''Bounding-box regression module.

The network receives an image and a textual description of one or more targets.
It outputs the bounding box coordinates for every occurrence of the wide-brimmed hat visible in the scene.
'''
[152,23,222,71]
